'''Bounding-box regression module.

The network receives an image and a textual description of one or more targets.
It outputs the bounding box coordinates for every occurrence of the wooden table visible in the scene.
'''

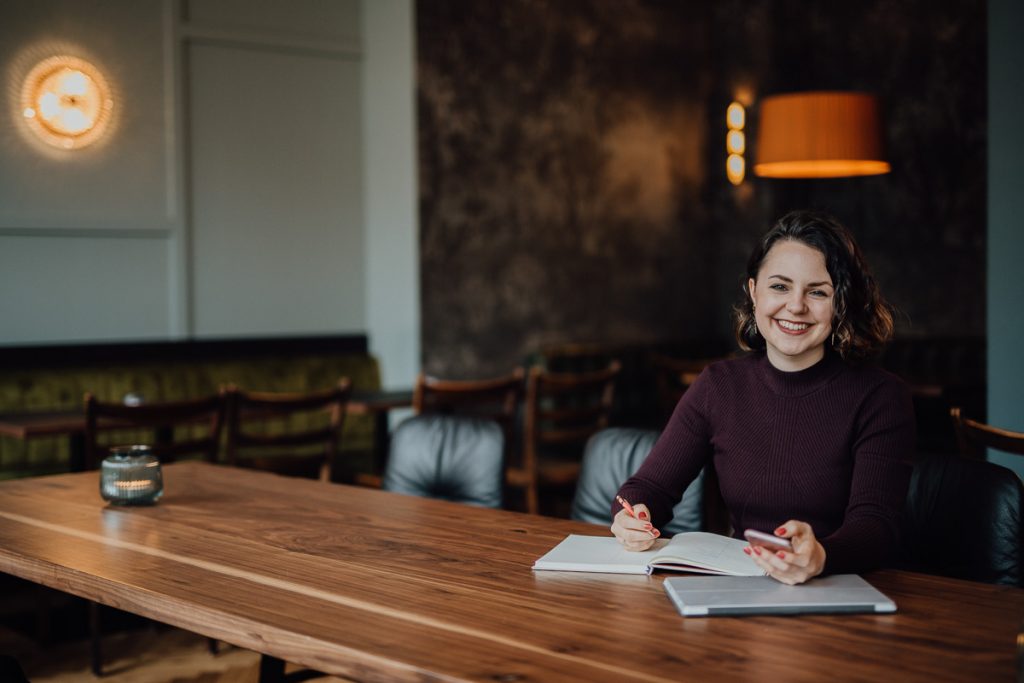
[0,462,1020,682]
[0,389,412,473]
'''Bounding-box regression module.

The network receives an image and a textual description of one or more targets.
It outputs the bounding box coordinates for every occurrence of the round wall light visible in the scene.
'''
[20,55,113,150]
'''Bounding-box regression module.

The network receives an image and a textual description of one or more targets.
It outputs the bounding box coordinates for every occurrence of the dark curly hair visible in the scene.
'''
[734,209,894,362]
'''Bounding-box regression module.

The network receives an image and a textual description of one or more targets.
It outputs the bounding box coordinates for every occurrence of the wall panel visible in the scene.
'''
[0,0,173,232]
[0,235,172,343]
[187,42,365,337]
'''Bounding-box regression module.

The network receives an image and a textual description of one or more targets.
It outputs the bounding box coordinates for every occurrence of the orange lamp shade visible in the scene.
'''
[753,91,890,178]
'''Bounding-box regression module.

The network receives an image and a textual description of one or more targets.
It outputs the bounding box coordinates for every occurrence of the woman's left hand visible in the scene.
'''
[744,520,826,585]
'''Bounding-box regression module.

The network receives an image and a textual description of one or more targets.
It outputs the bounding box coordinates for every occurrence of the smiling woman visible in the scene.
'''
[612,209,914,586]
[748,240,835,371]
[735,210,896,368]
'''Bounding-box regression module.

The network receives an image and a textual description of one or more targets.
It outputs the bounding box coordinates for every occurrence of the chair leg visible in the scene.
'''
[33,584,51,646]
[89,601,103,677]
[526,482,539,515]
[259,654,286,683]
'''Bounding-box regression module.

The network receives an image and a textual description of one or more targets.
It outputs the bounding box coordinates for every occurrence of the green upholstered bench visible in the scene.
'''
[0,336,380,480]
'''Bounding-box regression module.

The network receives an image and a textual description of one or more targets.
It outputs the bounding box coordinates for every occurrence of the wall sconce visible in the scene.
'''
[726,102,745,185]
[753,91,889,178]
[20,55,113,150]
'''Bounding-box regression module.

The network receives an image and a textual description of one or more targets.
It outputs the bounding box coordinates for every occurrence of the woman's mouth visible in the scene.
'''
[775,319,811,334]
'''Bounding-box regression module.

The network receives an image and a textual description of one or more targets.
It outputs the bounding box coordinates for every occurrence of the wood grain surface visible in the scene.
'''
[0,462,1020,682]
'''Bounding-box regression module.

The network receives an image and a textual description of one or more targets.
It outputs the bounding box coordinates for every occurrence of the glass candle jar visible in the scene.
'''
[99,445,163,505]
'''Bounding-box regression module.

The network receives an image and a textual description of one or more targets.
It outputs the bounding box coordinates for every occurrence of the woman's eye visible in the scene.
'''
[810,290,830,298]
[769,284,787,292]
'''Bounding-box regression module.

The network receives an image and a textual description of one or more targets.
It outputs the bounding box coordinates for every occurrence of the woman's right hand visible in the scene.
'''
[610,503,660,551]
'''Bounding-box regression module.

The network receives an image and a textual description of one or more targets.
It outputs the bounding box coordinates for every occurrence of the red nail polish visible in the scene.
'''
[643,523,653,530]
[775,526,786,535]
[753,546,762,556]
[743,547,751,555]
[776,551,786,559]
[638,511,649,520]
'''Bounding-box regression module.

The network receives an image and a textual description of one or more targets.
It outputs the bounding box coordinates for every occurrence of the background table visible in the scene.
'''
[0,389,412,473]
[0,462,1021,682]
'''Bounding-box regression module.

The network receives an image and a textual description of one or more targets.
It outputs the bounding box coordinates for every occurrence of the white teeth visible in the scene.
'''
[777,320,809,331]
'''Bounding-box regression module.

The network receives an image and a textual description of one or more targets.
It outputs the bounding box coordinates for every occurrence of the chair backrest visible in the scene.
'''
[224,378,351,481]
[383,414,504,508]
[570,428,705,535]
[901,453,1023,586]
[83,392,225,470]
[514,361,620,514]
[950,407,1024,459]
[413,369,524,438]
[524,360,620,452]
[649,353,715,421]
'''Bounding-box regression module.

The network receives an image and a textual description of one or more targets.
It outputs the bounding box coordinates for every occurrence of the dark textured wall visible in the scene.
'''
[417,0,985,377]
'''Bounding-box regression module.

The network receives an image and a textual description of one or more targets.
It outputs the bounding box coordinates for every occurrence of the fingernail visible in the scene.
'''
[775,526,786,535]
[643,523,653,529]
[651,529,660,537]
[638,511,649,520]
[776,551,786,559]
[743,547,751,555]
[753,546,762,556]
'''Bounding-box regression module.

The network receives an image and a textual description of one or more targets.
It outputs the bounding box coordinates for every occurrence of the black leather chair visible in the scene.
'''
[570,428,705,535]
[901,453,1023,586]
[383,414,505,508]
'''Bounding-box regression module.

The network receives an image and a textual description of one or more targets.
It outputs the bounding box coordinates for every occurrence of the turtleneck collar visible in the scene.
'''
[755,349,845,397]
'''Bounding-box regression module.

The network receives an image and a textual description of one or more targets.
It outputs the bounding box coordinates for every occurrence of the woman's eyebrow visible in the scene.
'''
[766,274,833,288]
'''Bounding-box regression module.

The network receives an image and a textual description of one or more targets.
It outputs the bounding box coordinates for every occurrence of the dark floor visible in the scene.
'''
[0,578,346,683]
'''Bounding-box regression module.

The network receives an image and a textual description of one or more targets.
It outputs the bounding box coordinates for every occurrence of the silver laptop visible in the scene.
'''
[663,574,896,616]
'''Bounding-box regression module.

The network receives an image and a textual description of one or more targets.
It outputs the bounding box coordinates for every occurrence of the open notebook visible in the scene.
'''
[532,533,764,576]
[663,574,897,616]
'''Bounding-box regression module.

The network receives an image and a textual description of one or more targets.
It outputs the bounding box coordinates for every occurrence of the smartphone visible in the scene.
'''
[743,528,793,552]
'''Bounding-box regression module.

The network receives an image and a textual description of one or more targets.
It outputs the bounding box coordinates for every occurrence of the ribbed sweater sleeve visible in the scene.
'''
[615,372,713,528]
[818,377,915,573]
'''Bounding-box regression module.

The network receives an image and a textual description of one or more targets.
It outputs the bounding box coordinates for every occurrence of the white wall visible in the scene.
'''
[363,0,420,389]
[0,0,420,384]
[0,0,175,343]
[185,3,366,337]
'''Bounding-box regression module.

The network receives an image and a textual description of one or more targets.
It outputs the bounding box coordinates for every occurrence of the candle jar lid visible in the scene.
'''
[100,445,163,505]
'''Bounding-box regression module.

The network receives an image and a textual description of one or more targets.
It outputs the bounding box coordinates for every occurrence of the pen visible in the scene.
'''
[615,495,637,518]
[617,495,658,537]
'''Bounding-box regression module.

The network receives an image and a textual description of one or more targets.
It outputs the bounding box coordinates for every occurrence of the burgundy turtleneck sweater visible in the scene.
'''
[615,351,915,574]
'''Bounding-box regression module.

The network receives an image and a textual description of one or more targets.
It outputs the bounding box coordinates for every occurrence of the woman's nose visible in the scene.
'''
[786,294,807,313]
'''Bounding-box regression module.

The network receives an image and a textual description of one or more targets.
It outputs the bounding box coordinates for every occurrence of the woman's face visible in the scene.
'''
[749,239,835,372]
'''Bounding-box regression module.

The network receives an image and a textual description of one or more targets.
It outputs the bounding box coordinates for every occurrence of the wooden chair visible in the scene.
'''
[950,407,1024,459]
[83,392,226,471]
[357,369,526,491]
[414,369,524,432]
[510,361,621,516]
[224,379,352,482]
[225,380,353,683]
[82,391,226,676]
